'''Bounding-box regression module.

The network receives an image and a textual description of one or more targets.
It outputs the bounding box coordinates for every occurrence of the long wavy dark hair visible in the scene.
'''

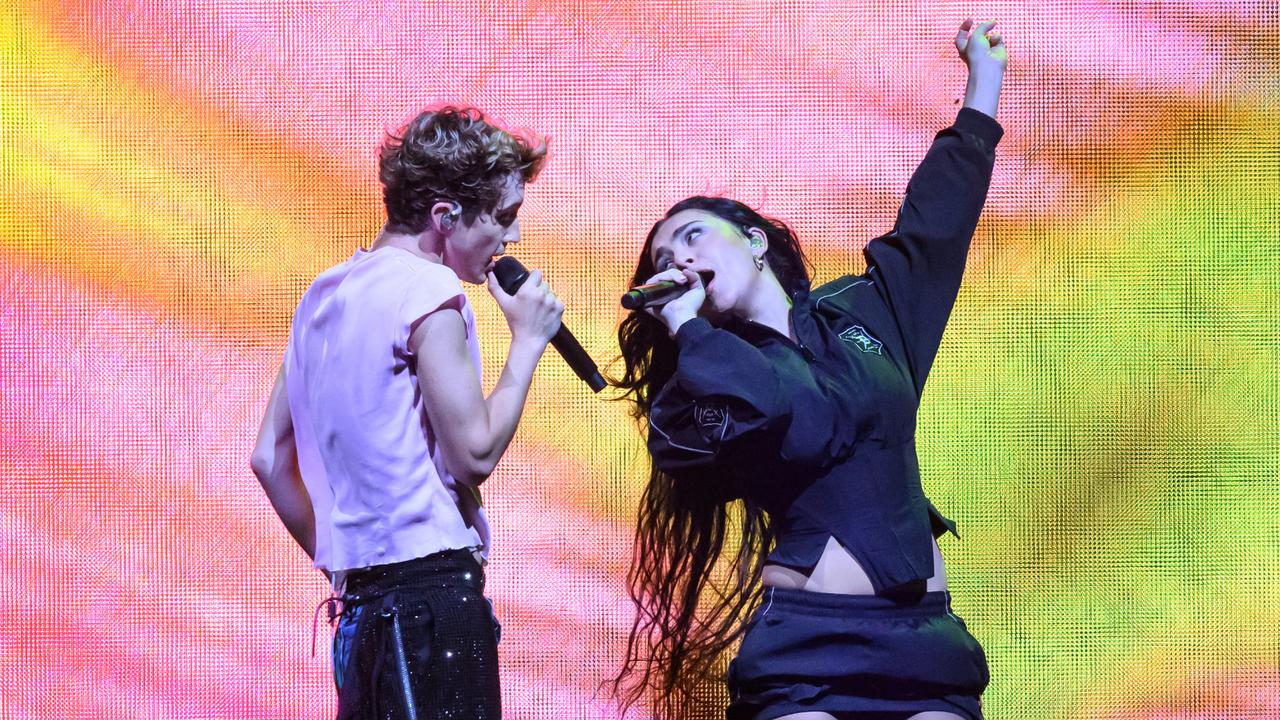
[610,197,812,718]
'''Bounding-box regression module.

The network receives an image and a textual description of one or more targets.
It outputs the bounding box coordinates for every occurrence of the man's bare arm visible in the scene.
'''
[250,365,317,559]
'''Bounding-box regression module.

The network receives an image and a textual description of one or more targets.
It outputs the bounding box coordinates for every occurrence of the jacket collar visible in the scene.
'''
[719,281,824,355]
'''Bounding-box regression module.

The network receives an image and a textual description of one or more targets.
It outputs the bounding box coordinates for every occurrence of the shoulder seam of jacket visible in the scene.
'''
[813,277,873,310]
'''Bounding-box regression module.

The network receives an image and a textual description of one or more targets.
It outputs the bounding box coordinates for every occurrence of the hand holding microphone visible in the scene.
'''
[623,267,705,336]
[486,262,563,343]
[620,280,688,310]
[491,257,606,393]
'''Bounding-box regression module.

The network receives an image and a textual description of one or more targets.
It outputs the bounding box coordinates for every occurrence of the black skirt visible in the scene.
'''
[727,587,989,720]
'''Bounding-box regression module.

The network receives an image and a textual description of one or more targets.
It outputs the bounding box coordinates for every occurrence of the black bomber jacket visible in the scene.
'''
[647,108,1004,592]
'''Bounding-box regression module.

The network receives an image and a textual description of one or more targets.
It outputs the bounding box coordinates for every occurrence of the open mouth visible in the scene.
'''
[696,270,714,291]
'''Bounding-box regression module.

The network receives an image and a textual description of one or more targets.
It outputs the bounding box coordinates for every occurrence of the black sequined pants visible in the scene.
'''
[332,549,501,720]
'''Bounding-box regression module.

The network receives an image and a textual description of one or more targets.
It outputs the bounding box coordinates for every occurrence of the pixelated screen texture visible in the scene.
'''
[2,1,1278,718]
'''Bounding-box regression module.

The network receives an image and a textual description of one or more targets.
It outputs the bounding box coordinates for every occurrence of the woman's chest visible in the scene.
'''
[789,311,919,442]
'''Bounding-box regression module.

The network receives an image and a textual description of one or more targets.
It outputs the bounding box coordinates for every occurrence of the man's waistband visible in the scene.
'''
[341,547,484,603]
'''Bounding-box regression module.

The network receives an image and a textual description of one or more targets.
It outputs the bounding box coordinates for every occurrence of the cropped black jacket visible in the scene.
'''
[647,108,1003,592]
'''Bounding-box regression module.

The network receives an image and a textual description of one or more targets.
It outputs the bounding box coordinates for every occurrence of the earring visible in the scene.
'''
[753,254,765,272]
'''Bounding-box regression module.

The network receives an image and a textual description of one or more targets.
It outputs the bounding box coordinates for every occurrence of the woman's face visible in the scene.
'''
[648,209,764,318]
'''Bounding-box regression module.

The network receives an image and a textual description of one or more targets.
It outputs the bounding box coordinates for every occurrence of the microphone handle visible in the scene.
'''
[492,257,606,393]
[620,280,686,310]
[550,328,606,392]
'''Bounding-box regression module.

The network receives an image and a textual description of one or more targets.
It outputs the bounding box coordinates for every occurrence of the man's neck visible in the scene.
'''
[372,225,442,263]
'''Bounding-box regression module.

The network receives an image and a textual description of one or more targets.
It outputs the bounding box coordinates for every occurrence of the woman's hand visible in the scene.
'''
[955,19,1007,118]
[956,18,1007,73]
[643,267,705,336]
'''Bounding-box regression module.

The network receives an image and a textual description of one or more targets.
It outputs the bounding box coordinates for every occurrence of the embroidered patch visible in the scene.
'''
[838,324,884,355]
[693,402,727,431]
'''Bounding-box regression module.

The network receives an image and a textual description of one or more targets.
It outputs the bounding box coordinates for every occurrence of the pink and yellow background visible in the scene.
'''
[3,1,1278,718]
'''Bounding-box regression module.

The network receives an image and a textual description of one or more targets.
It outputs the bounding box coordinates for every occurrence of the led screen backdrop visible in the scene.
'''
[2,1,1277,718]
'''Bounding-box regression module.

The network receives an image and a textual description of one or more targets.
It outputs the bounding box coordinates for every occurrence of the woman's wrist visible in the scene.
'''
[661,309,697,337]
[963,70,1004,118]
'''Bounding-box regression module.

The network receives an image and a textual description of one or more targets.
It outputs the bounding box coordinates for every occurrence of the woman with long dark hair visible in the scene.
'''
[612,20,1007,720]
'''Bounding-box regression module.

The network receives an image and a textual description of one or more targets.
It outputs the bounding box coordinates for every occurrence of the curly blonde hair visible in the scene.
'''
[378,107,547,233]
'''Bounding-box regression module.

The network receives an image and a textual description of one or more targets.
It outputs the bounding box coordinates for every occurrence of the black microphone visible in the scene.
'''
[619,280,686,310]
[492,257,606,393]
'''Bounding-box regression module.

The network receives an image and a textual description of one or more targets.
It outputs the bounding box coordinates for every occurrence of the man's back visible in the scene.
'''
[285,246,488,575]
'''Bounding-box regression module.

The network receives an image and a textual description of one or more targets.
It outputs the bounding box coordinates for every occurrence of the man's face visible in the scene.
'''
[444,174,524,284]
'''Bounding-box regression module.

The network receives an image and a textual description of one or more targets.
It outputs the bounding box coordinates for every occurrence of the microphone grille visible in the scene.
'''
[492,256,529,294]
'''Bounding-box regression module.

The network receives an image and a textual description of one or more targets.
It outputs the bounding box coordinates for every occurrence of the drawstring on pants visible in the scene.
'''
[312,594,343,657]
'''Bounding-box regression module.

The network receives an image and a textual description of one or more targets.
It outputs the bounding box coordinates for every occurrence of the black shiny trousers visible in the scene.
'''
[332,549,501,720]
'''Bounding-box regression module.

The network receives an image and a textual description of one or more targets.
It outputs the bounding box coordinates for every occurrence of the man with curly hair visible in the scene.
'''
[252,107,562,719]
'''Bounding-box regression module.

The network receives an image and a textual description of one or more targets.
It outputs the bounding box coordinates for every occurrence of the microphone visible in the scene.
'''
[492,257,606,393]
[619,280,686,310]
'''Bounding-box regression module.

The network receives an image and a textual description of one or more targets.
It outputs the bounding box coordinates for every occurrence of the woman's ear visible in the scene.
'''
[745,227,768,271]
